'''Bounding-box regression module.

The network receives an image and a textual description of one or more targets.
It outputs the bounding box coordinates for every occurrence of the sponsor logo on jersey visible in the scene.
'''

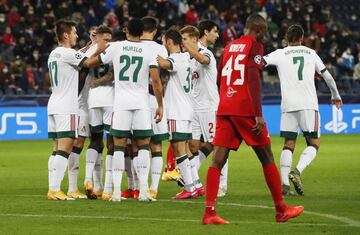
[226,87,237,97]
[324,106,348,133]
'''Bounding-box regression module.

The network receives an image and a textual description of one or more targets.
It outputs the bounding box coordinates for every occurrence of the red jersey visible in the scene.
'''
[217,35,264,116]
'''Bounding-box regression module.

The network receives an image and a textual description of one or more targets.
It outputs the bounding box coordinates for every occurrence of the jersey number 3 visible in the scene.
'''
[222,54,246,86]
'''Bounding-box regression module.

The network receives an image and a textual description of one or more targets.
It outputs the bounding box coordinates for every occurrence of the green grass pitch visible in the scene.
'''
[0,135,359,234]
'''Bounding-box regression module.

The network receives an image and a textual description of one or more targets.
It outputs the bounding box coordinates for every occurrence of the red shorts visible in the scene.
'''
[213,115,271,150]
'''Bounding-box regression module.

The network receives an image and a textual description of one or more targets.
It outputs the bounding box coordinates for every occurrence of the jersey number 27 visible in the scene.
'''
[222,54,246,86]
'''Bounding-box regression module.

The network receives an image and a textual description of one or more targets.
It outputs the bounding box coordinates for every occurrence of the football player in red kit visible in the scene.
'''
[202,14,304,225]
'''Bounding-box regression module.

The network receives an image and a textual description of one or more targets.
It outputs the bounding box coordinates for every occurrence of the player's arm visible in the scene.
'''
[78,67,89,94]
[183,42,210,65]
[315,54,342,109]
[248,43,265,134]
[90,71,114,88]
[157,55,173,70]
[263,50,278,67]
[82,40,109,68]
[150,67,164,123]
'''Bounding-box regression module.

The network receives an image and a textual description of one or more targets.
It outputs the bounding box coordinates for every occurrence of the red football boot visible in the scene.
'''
[276,205,304,223]
[121,189,134,198]
[202,214,229,225]
[133,189,140,199]
[195,186,205,197]
[172,189,198,199]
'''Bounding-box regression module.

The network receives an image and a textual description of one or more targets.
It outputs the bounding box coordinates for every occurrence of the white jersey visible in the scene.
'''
[141,40,168,109]
[165,52,193,120]
[190,43,219,112]
[100,40,157,111]
[47,47,85,115]
[264,45,325,112]
[86,43,114,108]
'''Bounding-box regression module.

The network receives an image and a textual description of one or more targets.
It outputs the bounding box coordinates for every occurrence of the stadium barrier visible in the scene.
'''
[0,105,359,140]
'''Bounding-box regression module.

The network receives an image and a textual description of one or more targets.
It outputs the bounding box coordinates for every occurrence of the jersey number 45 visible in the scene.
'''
[222,54,246,86]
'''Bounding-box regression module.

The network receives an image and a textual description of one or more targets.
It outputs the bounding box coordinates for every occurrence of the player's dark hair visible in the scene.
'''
[245,14,266,31]
[126,18,144,37]
[286,24,304,43]
[197,20,219,38]
[164,29,182,45]
[96,25,113,35]
[55,19,77,42]
[180,25,200,38]
[141,16,158,33]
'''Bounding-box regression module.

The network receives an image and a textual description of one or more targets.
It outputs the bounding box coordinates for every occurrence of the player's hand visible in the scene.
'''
[157,55,166,66]
[332,99,343,109]
[89,80,97,89]
[154,106,163,123]
[252,116,265,135]
[96,40,109,54]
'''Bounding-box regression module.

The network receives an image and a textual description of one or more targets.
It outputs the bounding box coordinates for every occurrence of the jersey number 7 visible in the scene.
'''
[222,54,246,86]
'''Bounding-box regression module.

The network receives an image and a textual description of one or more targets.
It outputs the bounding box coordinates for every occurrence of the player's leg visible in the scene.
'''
[149,140,163,199]
[231,116,303,222]
[290,110,321,196]
[162,144,180,181]
[122,141,136,199]
[67,135,87,199]
[188,139,203,195]
[280,138,296,196]
[279,111,299,195]
[47,115,57,196]
[109,110,132,202]
[102,133,114,200]
[48,114,77,200]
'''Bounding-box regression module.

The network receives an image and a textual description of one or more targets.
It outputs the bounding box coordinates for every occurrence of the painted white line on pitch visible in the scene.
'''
[0,213,349,227]
[3,194,360,227]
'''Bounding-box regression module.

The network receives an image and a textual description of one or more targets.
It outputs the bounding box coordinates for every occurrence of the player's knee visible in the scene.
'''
[283,145,294,153]
[107,142,114,155]
[212,157,226,170]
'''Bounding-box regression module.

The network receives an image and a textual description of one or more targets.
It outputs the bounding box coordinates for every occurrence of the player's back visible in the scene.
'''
[264,45,320,112]
[191,43,219,112]
[165,52,193,120]
[47,47,82,115]
[101,40,157,111]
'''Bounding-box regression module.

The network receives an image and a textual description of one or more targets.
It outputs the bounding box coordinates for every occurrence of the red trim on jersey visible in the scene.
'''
[314,111,319,132]
[70,114,75,131]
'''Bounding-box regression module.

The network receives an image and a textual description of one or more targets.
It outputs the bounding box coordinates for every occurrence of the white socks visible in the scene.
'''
[296,146,317,174]
[280,149,293,186]
[48,152,55,190]
[93,153,103,192]
[176,155,195,192]
[85,148,98,184]
[51,153,68,191]
[150,152,163,191]
[68,151,80,192]
[220,159,228,189]
[189,156,202,188]
[137,148,151,193]
[196,150,207,170]
[112,150,125,197]
[103,154,113,194]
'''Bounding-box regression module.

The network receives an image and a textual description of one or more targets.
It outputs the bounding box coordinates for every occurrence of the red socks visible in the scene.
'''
[205,166,221,215]
[166,145,176,172]
[262,163,285,212]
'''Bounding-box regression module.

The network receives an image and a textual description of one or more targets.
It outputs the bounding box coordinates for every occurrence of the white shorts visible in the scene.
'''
[48,114,78,139]
[280,110,321,139]
[151,107,169,142]
[168,119,192,141]
[89,107,113,133]
[192,111,216,142]
[110,109,153,139]
[77,115,90,137]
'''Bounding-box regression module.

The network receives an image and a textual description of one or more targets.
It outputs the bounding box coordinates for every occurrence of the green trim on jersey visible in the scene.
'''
[171,132,192,141]
[104,124,110,132]
[90,125,104,133]
[98,54,103,64]
[151,133,169,142]
[110,129,132,138]
[54,131,76,139]
[133,129,154,139]
[303,131,319,139]
[78,57,87,68]
[280,131,298,139]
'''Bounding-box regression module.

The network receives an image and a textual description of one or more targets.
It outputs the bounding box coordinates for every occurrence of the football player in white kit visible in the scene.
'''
[81,26,114,200]
[47,20,107,200]
[263,24,342,196]
[84,18,164,202]
[157,29,197,199]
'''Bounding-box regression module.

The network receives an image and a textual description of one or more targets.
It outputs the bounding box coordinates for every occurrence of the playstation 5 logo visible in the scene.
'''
[325,106,348,133]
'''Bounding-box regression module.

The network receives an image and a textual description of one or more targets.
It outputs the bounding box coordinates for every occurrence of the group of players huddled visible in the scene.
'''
[46,13,342,224]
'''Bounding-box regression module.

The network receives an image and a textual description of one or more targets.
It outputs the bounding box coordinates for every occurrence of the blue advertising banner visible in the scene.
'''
[1,105,359,140]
